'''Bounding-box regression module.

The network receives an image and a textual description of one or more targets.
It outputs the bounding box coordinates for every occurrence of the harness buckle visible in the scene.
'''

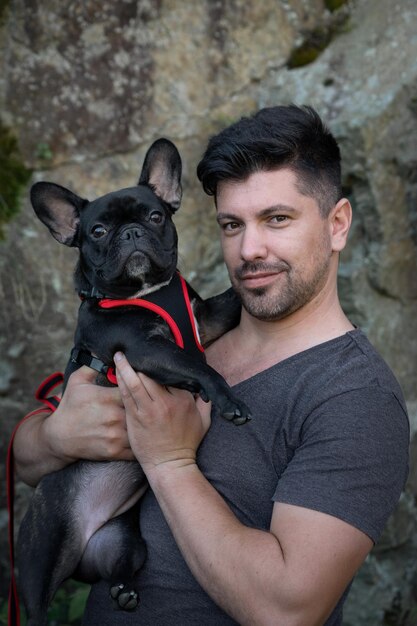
[70,348,117,384]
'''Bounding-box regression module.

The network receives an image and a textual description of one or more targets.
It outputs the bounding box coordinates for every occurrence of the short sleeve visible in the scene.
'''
[273,387,409,543]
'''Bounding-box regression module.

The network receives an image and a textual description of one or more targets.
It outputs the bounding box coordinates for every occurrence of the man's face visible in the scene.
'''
[216,168,336,322]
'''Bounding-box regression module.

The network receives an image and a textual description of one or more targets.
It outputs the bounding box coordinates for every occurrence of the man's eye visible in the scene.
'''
[91,225,108,238]
[269,215,288,224]
[150,211,164,224]
[223,221,241,232]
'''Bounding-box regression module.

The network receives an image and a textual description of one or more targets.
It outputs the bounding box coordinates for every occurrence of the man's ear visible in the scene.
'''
[30,182,86,246]
[329,198,352,252]
[138,138,182,212]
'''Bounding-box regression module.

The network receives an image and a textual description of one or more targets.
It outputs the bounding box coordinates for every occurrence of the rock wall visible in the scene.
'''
[1,0,416,623]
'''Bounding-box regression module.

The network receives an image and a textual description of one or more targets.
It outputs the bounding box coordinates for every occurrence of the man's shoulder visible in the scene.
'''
[339,329,407,408]
[253,328,408,417]
[298,329,401,389]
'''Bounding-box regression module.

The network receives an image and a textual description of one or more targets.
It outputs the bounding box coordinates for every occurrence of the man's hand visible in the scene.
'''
[114,351,211,476]
[46,366,133,463]
[14,365,134,486]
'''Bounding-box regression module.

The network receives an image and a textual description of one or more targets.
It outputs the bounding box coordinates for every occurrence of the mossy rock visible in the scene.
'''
[324,0,349,12]
[0,123,32,238]
[287,27,332,69]
[287,4,351,69]
[0,0,10,25]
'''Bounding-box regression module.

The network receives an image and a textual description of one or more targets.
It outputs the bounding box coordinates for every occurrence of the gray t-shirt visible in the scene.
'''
[82,329,409,625]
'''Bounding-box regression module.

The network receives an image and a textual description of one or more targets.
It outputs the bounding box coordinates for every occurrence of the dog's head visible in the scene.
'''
[30,139,182,298]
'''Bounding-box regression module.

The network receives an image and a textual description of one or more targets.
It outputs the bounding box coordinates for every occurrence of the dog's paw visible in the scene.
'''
[110,583,139,610]
[218,396,252,426]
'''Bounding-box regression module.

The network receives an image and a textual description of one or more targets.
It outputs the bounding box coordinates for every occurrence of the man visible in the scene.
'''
[14,105,409,625]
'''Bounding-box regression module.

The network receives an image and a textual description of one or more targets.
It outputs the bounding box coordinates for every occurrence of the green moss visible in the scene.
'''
[287,27,332,69]
[287,45,323,69]
[0,122,32,238]
[0,580,90,625]
[47,581,90,625]
[324,0,348,12]
[35,141,54,161]
[287,4,351,70]
[0,0,10,24]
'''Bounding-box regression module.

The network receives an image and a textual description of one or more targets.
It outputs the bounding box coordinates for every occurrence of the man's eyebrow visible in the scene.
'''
[216,212,237,223]
[258,204,299,217]
[216,204,299,223]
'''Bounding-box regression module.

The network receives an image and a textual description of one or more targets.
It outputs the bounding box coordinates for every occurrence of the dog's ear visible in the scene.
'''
[30,182,87,246]
[138,138,182,212]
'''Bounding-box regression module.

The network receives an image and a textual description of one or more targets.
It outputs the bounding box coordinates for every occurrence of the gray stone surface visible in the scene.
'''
[1,0,416,622]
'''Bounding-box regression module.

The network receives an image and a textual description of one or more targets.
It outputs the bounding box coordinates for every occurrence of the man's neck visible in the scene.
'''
[206,287,354,387]
[242,298,352,356]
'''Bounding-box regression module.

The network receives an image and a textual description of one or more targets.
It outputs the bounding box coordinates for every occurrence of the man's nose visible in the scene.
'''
[240,225,268,260]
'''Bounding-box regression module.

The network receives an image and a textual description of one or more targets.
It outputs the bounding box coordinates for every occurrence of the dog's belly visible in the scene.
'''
[66,460,146,546]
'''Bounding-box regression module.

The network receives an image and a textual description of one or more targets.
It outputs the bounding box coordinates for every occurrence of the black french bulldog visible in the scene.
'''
[17,138,251,626]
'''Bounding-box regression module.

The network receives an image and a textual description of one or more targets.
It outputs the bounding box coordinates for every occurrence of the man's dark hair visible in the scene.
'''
[197,104,342,217]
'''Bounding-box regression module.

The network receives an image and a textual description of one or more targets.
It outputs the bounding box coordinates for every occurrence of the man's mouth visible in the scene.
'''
[239,272,281,288]
[236,262,288,289]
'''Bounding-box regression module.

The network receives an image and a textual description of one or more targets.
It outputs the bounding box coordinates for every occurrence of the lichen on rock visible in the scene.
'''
[0,122,32,237]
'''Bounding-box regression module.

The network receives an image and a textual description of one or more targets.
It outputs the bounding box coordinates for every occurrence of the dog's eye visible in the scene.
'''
[91,225,108,238]
[149,211,164,225]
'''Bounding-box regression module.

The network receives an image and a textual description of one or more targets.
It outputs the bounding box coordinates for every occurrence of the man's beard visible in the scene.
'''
[230,255,331,322]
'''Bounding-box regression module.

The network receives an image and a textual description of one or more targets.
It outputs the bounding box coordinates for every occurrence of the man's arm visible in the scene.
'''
[149,465,371,626]
[115,352,373,626]
[14,366,134,487]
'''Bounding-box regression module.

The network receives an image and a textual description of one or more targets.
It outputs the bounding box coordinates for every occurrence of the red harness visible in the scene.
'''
[72,272,204,384]
[100,272,203,351]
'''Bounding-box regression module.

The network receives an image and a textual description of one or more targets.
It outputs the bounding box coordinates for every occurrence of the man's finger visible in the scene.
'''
[68,365,99,385]
[68,364,124,407]
[114,352,153,406]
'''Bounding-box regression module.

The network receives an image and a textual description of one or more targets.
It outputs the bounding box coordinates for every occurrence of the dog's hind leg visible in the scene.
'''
[76,505,147,610]
[17,459,146,623]
[16,474,86,626]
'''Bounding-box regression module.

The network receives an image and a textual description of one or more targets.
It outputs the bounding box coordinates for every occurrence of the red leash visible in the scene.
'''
[7,372,64,626]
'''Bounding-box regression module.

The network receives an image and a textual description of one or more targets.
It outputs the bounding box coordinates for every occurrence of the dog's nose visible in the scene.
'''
[121,226,142,240]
